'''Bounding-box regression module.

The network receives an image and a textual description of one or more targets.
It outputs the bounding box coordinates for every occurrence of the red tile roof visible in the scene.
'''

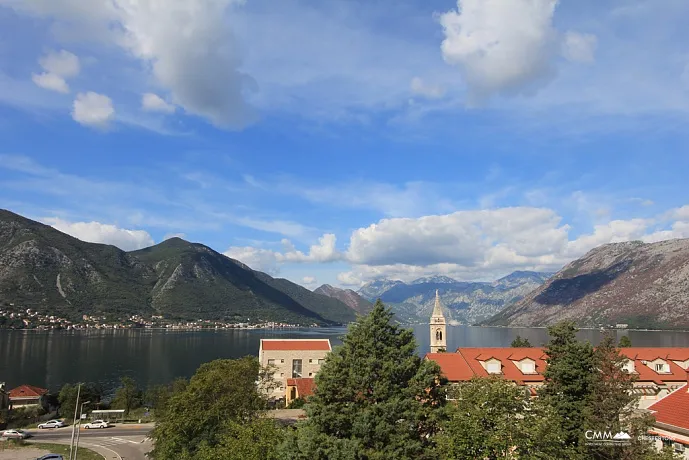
[426,347,689,386]
[286,378,316,398]
[9,385,48,399]
[647,383,689,431]
[260,339,331,351]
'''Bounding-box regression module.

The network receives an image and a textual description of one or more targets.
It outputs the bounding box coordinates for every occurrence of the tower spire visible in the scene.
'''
[432,289,444,319]
[430,289,446,353]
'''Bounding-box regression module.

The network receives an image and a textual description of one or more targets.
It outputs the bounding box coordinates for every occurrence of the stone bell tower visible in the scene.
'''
[430,289,447,353]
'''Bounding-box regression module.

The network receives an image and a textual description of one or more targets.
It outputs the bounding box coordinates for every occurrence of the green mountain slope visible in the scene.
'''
[0,210,354,325]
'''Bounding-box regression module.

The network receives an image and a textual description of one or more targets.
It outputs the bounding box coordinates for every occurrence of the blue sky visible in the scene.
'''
[1,0,689,289]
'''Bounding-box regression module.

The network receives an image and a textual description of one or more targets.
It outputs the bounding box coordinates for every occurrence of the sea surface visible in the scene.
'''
[2,325,689,393]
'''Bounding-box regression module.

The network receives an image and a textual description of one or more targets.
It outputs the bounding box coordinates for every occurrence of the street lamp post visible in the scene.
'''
[68,384,81,460]
[73,400,90,460]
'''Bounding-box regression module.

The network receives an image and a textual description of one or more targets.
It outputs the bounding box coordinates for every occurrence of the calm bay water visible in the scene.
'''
[2,325,689,393]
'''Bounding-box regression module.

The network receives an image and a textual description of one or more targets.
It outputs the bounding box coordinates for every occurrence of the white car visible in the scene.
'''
[38,420,66,429]
[83,420,109,429]
[1,429,30,439]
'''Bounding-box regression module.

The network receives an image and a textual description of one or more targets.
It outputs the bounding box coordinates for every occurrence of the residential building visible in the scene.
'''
[259,339,331,400]
[286,378,316,405]
[645,378,689,459]
[8,384,48,408]
[429,290,447,353]
[426,347,689,407]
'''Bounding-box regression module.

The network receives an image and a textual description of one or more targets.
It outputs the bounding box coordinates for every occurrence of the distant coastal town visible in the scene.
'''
[0,304,311,331]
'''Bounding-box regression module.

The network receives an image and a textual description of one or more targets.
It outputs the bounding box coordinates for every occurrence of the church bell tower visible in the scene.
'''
[430,290,447,353]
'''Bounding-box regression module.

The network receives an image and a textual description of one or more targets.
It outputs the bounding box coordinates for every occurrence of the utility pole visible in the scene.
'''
[69,383,81,460]
[74,400,90,460]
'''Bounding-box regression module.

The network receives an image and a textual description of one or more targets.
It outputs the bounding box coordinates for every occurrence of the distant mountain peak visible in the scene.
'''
[314,284,373,316]
[409,275,458,285]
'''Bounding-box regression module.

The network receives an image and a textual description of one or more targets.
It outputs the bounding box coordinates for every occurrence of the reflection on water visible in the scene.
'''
[1,325,689,393]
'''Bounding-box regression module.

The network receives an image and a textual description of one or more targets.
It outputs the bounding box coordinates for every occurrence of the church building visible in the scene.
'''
[430,290,447,353]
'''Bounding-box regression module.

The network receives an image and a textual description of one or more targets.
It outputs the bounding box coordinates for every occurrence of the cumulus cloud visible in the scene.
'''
[302,276,318,289]
[439,0,559,101]
[32,49,80,93]
[224,233,343,273]
[42,217,154,251]
[562,31,597,64]
[8,0,256,129]
[141,93,175,113]
[410,77,446,99]
[32,72,69,93]
[72,92,115,128]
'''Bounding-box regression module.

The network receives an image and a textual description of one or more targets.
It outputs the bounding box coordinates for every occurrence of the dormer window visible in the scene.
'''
[521,361,536,374]
[486,360,502,374]
[655,363,667,373]
[622,360,635,373]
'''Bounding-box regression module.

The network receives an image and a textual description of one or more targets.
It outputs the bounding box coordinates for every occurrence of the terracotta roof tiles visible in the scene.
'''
[647,383,689,431]
[9,385,48,399]
[260,339,331,351]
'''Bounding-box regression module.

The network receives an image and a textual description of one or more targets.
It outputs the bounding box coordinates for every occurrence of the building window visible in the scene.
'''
[309,373,313,377]
[309,359,314,364]
[280,359,285,364]
[292,359,303,378]
[318,359,324,365]
[521,362,535,374]
[655,363,666,373]
[487,362,501,374]
[280,373,284,377]
[267,359,275,366]
[674,442,685,453]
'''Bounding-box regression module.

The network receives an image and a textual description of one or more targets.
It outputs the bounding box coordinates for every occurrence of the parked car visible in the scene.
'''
[37,455,64,460]
[83,420,109,429]
[37,420,66,429]
[1,429,30,439]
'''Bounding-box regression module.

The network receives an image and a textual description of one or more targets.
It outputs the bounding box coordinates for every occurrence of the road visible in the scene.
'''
[25,424,153,460]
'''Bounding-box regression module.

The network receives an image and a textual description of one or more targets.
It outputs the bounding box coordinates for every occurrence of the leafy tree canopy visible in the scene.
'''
[282,300,447,460]
[511,335,533,347]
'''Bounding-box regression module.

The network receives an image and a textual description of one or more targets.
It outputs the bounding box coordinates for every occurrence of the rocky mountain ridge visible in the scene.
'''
[357,271,553,324]
[0,209,356,325]
[485,239,689,329]
[313,284,373,316]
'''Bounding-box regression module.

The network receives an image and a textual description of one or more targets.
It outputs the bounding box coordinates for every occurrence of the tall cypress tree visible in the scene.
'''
[282,300,447,460]
[540,321,595,451]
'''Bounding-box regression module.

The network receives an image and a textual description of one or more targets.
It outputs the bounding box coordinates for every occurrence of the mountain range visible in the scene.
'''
[0,209,356,325]
[356,271,553,324]
[484,239,689,329]
[313,284,373,315]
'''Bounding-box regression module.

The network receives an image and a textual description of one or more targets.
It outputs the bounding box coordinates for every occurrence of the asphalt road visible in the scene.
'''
[25,425,153,460]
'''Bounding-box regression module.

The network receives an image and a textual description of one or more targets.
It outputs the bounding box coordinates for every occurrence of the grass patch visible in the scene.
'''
[0,440,103,460]
[28,443,103,460]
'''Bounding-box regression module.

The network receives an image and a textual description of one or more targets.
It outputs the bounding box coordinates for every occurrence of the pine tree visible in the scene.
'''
[282,300,447,460]
[618,335,632,348]
[511,335,532,347]
[540,321,595,451]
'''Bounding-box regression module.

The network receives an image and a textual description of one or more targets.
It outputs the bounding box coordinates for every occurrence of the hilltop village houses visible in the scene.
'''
[259,291,689,456]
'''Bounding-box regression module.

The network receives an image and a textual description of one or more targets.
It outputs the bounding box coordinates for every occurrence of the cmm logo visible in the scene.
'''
[585,431,632,442]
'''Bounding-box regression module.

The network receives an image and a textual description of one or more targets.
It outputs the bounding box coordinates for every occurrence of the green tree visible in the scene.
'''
[437,378,572,459]
[112,376,142,416]
[511,335,532,347]
[150,357,268,459]
[58,383,104,420]
[540,321,595,451]
[194,418,285,460]
[282,300,447,460]
[585,334,675,460]
[145,377,188,419]
[618,335,632,348]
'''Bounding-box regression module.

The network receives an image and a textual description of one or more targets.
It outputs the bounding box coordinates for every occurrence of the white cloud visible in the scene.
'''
[224,233,343,273]
[439,0,559,101]
[31,50,80,93]
[39,49,80,77]
[6,0,255,129]
[141,93,175,113]
[562,32,597,64]
[42,217,154,251]
[410,77,446,99]
[301,276,318,289]
[32,73,69,93]
[223,246,281,275]
[72,92,115,128]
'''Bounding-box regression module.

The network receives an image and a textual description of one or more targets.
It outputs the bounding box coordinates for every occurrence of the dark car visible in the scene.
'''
[37,455,65,460]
